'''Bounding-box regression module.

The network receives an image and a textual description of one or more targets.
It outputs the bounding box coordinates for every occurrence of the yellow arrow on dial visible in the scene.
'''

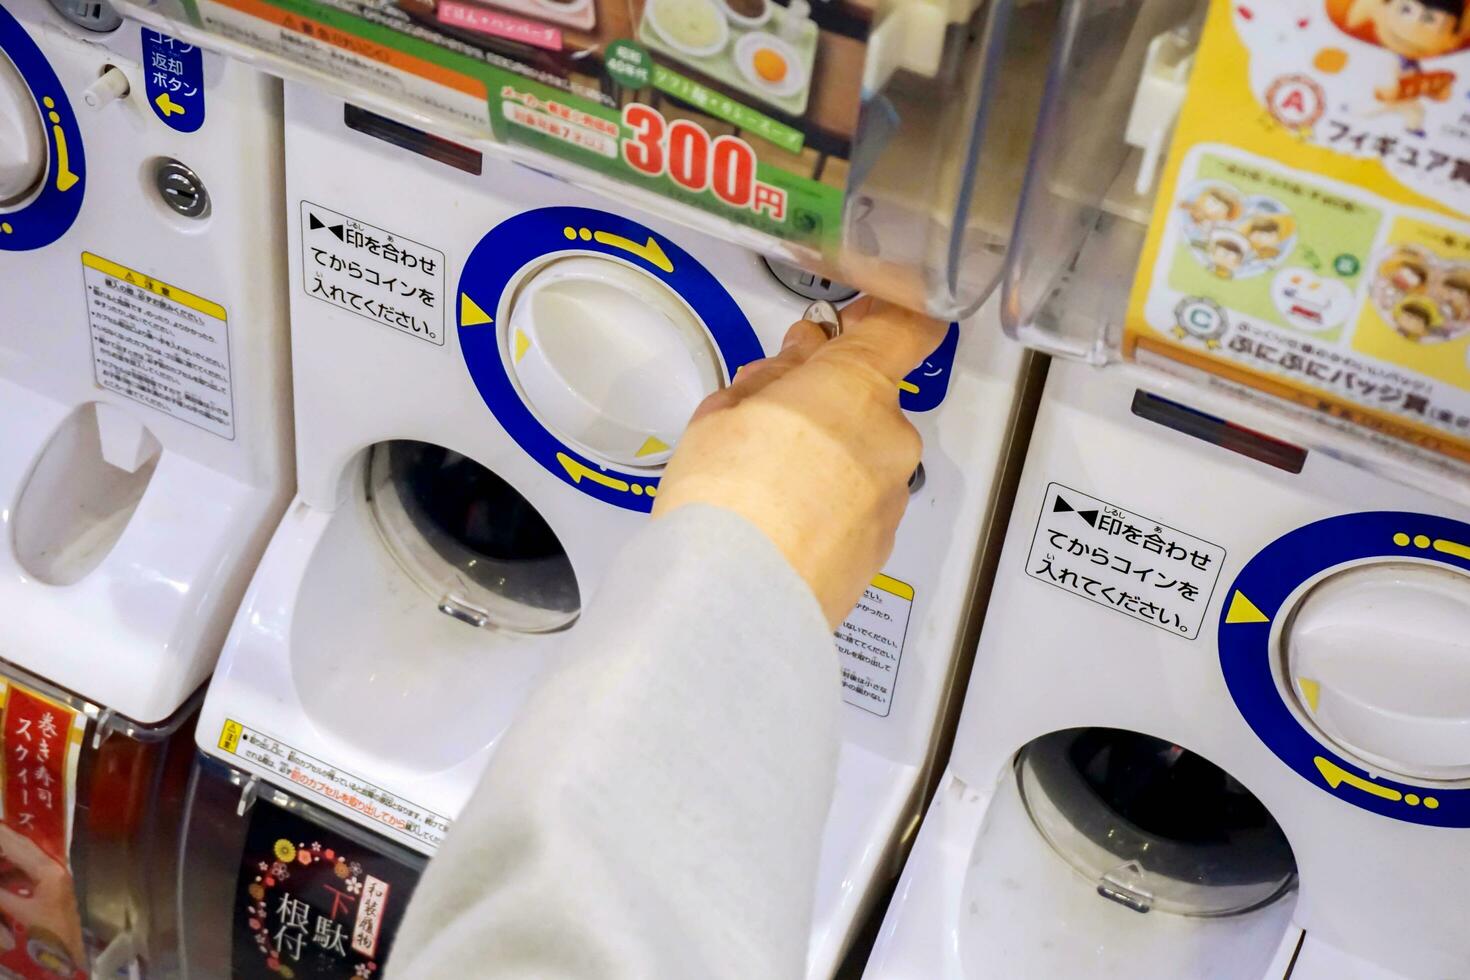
[1314,756,1438,808]
[557,453,629,492]
[1297,677,1321,713]
[461,293,493,327]
[593,231,673,273]
[636,436,670,458]
[1225,590,1269,625]
[1314,756,1402,802]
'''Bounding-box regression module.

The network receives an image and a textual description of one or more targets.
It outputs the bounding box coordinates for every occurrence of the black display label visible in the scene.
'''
[233,800,421,979]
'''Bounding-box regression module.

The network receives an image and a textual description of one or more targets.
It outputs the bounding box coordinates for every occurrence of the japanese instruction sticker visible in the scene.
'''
[1026,484,1225,640]
[218,720,450,855]
[0,680,87,980]
[141,29,204,133]
[83,252,234,439]
[1126,0,1470,464]
[836,574,913,716]
[300,202,445,346]
[233,795,421,979]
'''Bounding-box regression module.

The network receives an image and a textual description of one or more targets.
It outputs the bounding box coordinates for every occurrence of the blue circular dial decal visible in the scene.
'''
[0,4,85,251]
[457,206,763,512]
[1219,511,1470,827]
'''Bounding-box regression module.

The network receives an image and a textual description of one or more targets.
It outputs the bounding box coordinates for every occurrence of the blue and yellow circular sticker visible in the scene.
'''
[1219,511,1470,827]
[457,206,763,513]
[0,4,85,251]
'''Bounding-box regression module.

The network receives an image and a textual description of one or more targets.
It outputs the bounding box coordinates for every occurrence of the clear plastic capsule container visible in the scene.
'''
[1004,0,1470,483]
[113,0,1066,317]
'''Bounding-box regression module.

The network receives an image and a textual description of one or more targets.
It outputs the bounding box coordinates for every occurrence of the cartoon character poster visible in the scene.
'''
[1126,0,1470,463]
[233,800,422,979]
[1325,0,1469,135]
[1222,0,1470,208]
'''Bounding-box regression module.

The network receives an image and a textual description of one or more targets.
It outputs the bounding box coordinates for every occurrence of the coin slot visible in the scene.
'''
[45,0,122,32]
[762,256,859,302]
[151,158,211,220]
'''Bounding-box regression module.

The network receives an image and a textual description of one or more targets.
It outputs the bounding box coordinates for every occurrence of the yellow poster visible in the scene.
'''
[1126,0,1470,462]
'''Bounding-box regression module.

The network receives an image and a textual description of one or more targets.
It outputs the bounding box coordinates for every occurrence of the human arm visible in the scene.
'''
[387,300,944,979]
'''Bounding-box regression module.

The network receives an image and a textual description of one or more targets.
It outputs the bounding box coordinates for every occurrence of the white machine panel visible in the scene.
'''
[181,80,1036,978]
[867,357,1470,980]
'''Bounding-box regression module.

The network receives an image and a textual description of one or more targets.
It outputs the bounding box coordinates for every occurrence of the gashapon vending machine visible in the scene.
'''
[0,0,294,975]
[869,0,1470,977]
[99,0,1075,976]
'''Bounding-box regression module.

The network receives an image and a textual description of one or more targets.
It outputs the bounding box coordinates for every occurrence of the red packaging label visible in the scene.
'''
[0,683,86,980]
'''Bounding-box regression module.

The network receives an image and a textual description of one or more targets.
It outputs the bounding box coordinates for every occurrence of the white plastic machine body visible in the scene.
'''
[0,1,290,973]
[0,0,293,725]
[864,356,1470,980]
[181,80,1035,977]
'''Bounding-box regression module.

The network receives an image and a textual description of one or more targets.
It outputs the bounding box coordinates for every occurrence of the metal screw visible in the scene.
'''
[154,159,210,219]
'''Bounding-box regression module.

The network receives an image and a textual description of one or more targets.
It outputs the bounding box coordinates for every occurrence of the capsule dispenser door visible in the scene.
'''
[71,705,199,979]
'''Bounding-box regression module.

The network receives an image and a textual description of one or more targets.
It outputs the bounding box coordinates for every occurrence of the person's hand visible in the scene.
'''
[653,297,946,628]
[0,822,84,974]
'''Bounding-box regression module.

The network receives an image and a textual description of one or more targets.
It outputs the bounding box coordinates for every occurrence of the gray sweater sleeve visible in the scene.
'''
[387,503,841,979]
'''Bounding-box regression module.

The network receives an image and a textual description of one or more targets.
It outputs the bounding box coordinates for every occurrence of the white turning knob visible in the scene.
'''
[1286,562,1470,781]
[505,255,723,468]
[0,52,46,206]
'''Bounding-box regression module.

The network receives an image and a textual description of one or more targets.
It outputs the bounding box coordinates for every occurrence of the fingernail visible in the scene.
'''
[779,323,813,350]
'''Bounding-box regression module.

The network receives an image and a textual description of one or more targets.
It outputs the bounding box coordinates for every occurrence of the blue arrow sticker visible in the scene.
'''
[142,29,205,133]
[899,321,958,413]
[458,206,763,513]
[0,3,85,251]
[1219,511,1470,828]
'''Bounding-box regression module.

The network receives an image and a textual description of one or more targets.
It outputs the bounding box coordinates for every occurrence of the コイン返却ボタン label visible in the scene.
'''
[1026,483,1225,640]
[141,29,205,132]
